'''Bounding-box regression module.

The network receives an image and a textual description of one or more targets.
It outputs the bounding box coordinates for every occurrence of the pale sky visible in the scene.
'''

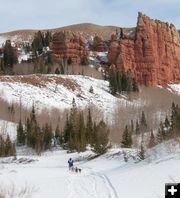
[0,0,180,32]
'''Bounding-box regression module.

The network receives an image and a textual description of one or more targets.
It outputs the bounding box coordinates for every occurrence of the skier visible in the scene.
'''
[68,158,73,170]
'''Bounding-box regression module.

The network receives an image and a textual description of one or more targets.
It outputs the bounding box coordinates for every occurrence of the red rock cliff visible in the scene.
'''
[50,31,88,64]
[108,13,180,86]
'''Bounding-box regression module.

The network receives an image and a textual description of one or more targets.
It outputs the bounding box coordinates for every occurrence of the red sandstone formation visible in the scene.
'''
[108,12,180,86]
[92,35,107,52]
[50,31,88,64]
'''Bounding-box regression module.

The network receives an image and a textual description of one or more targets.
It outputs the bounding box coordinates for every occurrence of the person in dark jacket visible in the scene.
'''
[68,158,73,170]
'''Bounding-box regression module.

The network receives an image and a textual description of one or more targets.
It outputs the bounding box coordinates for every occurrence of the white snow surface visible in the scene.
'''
[0,75,142,117]
[168,84,180,95]
[0,144,180,198]
[89,51,108,65]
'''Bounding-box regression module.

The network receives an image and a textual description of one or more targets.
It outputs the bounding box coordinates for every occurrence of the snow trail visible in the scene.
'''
[67,168,118,198]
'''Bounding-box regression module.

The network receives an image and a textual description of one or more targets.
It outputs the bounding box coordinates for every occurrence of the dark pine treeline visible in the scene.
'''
[121,111,148,149]
[32,31,52,56]
[17,105,53,154]
[17,99,110,155]
[61,98,110,154]
[0,134,16,157]
[121,103,180,160]
[108,64,139,95]
[157,102,180,142]
[0,40,18,72]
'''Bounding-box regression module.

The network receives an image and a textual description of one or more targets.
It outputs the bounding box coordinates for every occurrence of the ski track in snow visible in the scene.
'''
[67,168,118,198]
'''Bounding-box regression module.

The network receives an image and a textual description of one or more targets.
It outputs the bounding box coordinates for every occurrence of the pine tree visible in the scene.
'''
[121,72,128,91]
[164,116,170,128]
[4,135,15,156]
[89,86,94,94]
[116,71,122,92]
[43,123,53,150]
[55,68,60,74]
[156,121,166,143]
[138,141,145,160]
[67,57,73,65]
[140,111,147,127]
[132,78,139,92]
[77,111,86,152]
[66,98,78,151]
[120,28,124,39]
[109,65,118,95]
[3,40,17,67]
[0,135,5,157]
[32,31,44,56]
[80,56,89,65]
[86,108,93,145]
[130,120,134,133]
[55,124,61,145]
[121,125,132,148]
[44,31,52,47]
[92,120,110,155]
[17,120,25,146]
[64,114,71,145]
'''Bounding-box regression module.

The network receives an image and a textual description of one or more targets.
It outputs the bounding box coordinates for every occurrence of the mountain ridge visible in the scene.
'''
[0,23,135,40]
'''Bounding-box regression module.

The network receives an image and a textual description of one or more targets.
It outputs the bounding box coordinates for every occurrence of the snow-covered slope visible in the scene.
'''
[169,84,180,95]
[0,75,142,117]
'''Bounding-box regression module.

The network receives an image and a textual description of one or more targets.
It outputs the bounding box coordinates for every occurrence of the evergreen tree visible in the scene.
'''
[92,120,110,155]
[44,31,52,47]
[121,72,128,91]
[3,40,17,67]
[89,85,94,94]
[132,78,139,92]
[67,57,72,65]
[4,135,15,156]
[0,135,5,157]
[43,123,53,150]
[121,125,132,148]
[63,113,71,145]
[55,68,60,74]
[116,70,122,93]
[140,111,147,130]
[138,141,145,160]
[55,124,61,145]
[109,65,118,95]
[164,116,170,128]
[156,121,166,143]
[77,111,86,152]
[80,56,89,65]
[32,31,45,56]
[86,108,93,145]
[17,120,25,146]
[120,28,124,39]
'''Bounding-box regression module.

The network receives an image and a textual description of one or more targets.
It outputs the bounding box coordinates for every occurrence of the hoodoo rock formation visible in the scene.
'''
[108,12,180,86]
[50,31,88,64]
[92,35,107,52]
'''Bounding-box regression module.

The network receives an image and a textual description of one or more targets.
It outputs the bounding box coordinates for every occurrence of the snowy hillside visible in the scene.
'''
[0,144,180,198]
[0,75,142,117]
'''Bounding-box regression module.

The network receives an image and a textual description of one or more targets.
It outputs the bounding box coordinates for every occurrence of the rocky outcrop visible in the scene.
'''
[108,13,180,86]
[50,31,88,64]
[92,35,107,52]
